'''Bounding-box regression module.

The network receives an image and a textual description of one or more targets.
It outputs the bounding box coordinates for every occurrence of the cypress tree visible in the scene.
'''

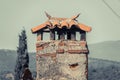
[14,29,29,80]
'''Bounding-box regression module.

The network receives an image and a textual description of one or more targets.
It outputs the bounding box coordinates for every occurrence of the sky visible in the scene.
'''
[0,0,120,52]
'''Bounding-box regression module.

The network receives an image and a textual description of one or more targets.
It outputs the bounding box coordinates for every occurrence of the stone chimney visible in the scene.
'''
[31,12,91,80]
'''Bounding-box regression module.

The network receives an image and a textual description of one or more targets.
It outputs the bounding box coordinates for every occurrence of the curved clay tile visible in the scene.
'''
[77,23,91,32]
[31,21,51,33]
[51,21,60,29]
[69,20,77,28]
[60,20,68,28]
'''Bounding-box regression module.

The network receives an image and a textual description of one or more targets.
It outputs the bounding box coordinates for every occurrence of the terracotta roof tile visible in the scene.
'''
[77,23,92,32]
[31,21,51,33]
[69,20,77,28]
[61,20,68,28]
[31,13,92,33]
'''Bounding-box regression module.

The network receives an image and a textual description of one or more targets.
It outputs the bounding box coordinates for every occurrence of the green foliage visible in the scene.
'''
[14,29,29,80]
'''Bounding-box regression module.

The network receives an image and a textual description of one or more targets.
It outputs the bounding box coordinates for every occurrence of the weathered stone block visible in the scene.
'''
[36,41,88,80]
[36,53,88,80]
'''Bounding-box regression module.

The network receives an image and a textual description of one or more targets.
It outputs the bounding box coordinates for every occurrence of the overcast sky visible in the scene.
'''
[0,0,120,52]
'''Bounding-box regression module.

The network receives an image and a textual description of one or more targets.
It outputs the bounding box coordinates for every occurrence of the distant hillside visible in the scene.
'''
[88,58,120,80]
[0,49,17,73]
[0,49,36,73]
[89,40,120,62]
